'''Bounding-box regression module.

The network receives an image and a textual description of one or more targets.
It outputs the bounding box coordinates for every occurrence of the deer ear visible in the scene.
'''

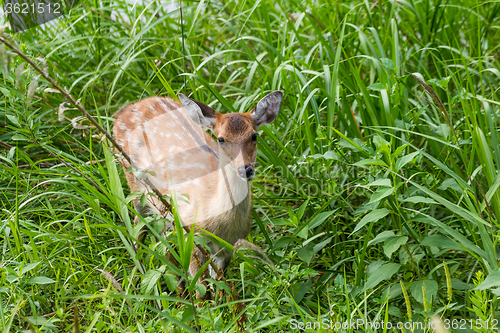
[178,93,219,130]
[249,91,283,128]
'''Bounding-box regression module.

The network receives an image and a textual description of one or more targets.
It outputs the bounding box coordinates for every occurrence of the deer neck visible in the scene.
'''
[199,162,252,224]
[218,163,251,206]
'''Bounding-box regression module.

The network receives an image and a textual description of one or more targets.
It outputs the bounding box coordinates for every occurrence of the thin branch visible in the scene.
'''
[0,37,126,162]
[0,34,165,309]
[405,70,458,144]
[0,35,173,213]
[0,139,13,149]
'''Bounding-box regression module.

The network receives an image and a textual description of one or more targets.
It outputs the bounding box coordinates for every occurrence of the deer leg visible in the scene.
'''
[210,250,232,279]
[190,247,212,302]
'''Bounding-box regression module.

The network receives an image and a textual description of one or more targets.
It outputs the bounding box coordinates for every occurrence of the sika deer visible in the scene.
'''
[113,91,282,288]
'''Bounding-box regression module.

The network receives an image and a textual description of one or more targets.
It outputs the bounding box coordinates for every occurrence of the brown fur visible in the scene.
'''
[113,92,282,300]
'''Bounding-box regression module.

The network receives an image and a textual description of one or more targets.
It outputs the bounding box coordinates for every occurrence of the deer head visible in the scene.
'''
[178,91,283,180]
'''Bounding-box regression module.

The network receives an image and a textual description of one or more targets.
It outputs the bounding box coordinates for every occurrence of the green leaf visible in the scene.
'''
[188,256,212,292]
[133,219,145,239]
[140,192,148,207]
[194,283,207,297]
[164,273,178,293]
[393,144,409,157]
[352,208,391,234]
[7,274,19,284]
[365,260,385,276]
[308,211,334,229]
[183,222,195,272]
[125,190,144,204]
[0,87,12,98]
[383,236,408,258]
[476,269,500,290]
[438,178,462,192]
[6,115,20,127]
[297,243,314,265]
[451,278,471,290]
[141,269,162,294]
[313,236,333,254]
[368,83,384,91]
[180,223,195,271]
[369,186,394,204]
[483,173,500,211]
[368,230,395,246]
[414,214,488,259]
[395,152,418,171]
[365,263,401,289]
[323,150,339,159]
[11,134,29,141]
[27,276,56,285]
[491,288,500,296]
[297,225,309,239]
[373,135,391,155]
[420,235,463,251]
[380,58,395,71]
[408,279,438,304]
[296,199,309,221]
[310,150,340,160]
[181,305,194,322]
[388,306,403,318]
[20,261,41,275]
[367,178,392,187]
[294,281,313,303]
[437,123,450,139]
[144,170,156,177]
[402,196,437,204]
[26,316,57,327]
[354,159,388,167]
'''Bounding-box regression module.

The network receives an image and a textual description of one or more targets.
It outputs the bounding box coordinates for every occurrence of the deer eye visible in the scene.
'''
[251,133,257,142]
[218,137,225,143]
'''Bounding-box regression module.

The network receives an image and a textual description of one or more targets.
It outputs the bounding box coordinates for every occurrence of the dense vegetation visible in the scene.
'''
[1,0,500,331]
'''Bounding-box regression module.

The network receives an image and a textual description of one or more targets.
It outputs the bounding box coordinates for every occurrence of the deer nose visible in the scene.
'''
[245,165,254,178]
[238,164,254,179]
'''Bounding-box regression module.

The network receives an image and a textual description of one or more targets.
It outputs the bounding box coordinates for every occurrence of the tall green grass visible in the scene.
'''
[1,0,500,331]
